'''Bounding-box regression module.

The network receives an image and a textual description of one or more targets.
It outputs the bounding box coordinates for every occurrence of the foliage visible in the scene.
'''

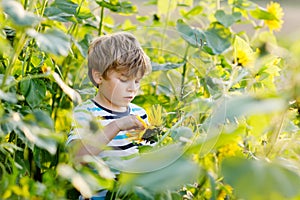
[0,0,300,199]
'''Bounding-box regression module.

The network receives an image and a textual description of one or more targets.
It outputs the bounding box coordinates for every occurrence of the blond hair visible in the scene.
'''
[88,32,151,86]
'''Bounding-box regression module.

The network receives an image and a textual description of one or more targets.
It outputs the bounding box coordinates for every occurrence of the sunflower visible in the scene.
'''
[264,2,284,32]
[233,36,257,68]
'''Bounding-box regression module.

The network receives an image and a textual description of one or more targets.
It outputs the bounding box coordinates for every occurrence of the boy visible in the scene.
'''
[67,32,152,198]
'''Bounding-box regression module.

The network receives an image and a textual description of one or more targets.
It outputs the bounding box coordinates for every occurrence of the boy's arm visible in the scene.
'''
[70,115,145,162]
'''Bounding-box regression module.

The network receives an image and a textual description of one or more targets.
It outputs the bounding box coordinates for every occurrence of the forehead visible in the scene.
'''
[108,69,143,79]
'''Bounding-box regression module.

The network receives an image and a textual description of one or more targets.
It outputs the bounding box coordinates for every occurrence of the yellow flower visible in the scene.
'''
[147,104,164,128]
[233,36,257,68]
[236,49,252,67]
[218,142,241,161]
[264,2,284,32]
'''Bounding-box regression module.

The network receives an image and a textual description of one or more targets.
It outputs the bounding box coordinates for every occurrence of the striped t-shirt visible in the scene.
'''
[67,99,148,162]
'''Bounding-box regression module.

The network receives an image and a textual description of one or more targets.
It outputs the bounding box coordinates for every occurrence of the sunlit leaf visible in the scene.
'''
[222,158,300,199]
[250,7,276,20]
[27,29,71,56]
[2,1,41,27]
[182,5,203,19]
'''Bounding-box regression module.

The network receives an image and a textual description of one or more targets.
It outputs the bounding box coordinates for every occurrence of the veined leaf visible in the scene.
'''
[176,19,206,48]
[44,0,78,22]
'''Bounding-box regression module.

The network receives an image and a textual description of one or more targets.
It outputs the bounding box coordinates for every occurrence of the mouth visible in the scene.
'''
[124,96,134,101]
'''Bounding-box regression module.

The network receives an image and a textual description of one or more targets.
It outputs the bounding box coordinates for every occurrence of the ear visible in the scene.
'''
[92,69,103,85]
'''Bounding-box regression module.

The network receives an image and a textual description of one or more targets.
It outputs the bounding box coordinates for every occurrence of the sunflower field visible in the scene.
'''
[1,0,300,199]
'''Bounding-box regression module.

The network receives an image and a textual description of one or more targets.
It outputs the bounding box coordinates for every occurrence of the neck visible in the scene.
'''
[93,94,127,112]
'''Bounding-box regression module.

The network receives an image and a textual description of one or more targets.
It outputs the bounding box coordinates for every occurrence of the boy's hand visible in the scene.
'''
[115,115,146,131]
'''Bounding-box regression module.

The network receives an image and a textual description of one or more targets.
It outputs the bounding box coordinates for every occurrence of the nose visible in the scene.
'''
[127,80,138,92]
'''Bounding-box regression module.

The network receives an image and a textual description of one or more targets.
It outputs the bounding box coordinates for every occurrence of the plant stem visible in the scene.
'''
[180,44,190,101]
[98,3,105,36]
[1,33,27,90]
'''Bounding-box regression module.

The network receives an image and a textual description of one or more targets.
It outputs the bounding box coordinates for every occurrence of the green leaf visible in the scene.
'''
[0,90,17,103]
[176,19,206,48]
[27,29,71,56]
[151,62,185,71]
[204,23,231,55]
[222,158,300,199]
[96,1,137,14]
[74,34,92,57]
[215,10,241,27]
[118,144,201,192]
[20,78,46,108]
[182,5,203,19]
[134,187,154,200]
[170,126,193,142]
[44,0,78,22]
[204,95,286,128]
[2,1,41,27]
[250,7,277,20]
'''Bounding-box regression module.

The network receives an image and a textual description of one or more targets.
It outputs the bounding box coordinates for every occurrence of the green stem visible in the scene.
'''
[23,0,28,9]
[98,4,105,36]
[180,44,190,101]
[1,33,27,90]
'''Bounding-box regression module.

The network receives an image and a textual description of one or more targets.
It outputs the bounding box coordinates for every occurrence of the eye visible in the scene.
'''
[135,79,141,84]
[119,76,128,82]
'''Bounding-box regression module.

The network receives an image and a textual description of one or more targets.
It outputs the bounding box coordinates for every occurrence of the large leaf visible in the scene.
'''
[2,1,41,27]
[204,23,231,55]
[215,10,242,27]
[176,19,206,48]
[117,144,201,193]
[203,95,286,129]
[222,158,300,199]
[27,29,71,56]
[176,20,231,54]
[20,78,46,108]
[12,113,59,155]
[198,95,286,155]
[44,0,78,22]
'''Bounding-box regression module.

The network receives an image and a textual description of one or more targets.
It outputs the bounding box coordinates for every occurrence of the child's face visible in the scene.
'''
[97,70,142,112]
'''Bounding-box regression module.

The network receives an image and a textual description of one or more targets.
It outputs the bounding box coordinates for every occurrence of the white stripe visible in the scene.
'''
[99,147,138,158]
